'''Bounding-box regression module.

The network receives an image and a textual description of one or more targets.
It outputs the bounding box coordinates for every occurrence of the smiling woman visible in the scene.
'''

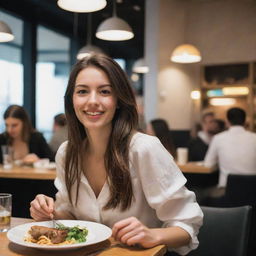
[30,54,203,255]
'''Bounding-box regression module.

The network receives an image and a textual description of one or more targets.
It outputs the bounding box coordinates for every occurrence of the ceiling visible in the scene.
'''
[0,0,145,60]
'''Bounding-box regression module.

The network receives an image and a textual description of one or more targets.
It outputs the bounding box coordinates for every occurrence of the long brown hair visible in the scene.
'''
[64,54,138,211]
[3,105,34,144]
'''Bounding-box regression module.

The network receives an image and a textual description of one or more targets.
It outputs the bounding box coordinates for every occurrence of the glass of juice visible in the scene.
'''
[0,193,12,232]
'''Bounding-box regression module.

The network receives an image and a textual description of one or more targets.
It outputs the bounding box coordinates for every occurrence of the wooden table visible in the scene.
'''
[0,166,56,180]
[0,162,215,181]
[0,218,167,256]
[177,162,216,174]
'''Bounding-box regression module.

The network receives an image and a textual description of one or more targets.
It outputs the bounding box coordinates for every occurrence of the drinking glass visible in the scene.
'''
[0,193,12,232]
[177,147,188,165]
[1,145,13,169]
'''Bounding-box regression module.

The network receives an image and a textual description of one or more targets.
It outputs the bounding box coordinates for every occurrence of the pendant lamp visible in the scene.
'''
[170,4,201,64]
[132,58,149,73]
[57,0,107,13]
[0,21,14,42]
[171,44,201,63]
[96,0,134,41]
[77,14,104,60]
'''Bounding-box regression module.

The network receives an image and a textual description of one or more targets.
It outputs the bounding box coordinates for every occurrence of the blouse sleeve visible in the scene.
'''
[53,142,74,216]
[131,135,203,255]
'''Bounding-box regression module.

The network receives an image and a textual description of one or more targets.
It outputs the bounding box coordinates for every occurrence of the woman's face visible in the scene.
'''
[73,66,118,132]
[5,117,23,139]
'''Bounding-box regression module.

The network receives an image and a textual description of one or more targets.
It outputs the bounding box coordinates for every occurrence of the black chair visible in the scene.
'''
[224,174,256,206]
[203,174,256,256]
[187,206,252,256]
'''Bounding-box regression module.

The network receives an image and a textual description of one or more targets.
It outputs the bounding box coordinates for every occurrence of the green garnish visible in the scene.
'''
[56,223,88,243]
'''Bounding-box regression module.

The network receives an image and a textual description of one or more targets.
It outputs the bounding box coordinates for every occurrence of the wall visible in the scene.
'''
[144,0,256,130]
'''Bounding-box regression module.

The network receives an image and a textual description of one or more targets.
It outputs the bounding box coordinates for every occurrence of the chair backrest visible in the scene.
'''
[187,206,252,256]
[225,174,256,206]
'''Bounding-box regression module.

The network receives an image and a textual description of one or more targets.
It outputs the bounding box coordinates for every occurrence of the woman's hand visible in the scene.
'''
[23,153,39,164]
[30,194,55,221]
[112,217,161,248]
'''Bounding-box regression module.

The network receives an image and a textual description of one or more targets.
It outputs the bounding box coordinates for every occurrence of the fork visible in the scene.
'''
[51,216,62,228]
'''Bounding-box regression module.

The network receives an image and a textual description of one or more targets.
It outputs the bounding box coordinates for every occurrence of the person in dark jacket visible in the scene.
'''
[188,112,216,161]
[0,105,54,164]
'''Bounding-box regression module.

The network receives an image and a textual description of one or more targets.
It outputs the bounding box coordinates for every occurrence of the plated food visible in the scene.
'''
[7,220,112,251]
[24,223,88,245]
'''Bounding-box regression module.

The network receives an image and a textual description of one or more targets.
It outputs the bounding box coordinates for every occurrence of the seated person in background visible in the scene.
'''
[146,118,176,158]
[188,112,216,161]
[0,105,54,164]
[214,118,226,134]
[204,107,256,196]
[49,113,68,155]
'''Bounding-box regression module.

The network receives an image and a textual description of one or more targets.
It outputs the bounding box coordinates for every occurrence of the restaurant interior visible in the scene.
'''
[1,0,256,256]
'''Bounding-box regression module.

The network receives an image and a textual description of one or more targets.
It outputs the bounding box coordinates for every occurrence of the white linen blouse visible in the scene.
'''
[54,132,203,255]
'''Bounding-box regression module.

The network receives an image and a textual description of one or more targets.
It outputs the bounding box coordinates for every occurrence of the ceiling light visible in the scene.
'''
[77,14,105,60]
[223,87,249,96]
[190,90,201,100]
[96,0,134,41]
[77,44,105,59]
[131,73,139,82]
[57,0,107,13]
[132,58,149,73]
[171,44,202,63]
[209,98,236,106]
[0,21,14,42]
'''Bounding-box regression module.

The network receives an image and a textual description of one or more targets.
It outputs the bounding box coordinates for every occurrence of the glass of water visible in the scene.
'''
[1,145,13,169]
[0,193,12,232]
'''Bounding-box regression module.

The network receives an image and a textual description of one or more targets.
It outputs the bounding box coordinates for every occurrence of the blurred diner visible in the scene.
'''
[49,113,68,155]
[204,107,256,197]
[188,111,216,162]
[146,118,176,159]
[0,105,54,165]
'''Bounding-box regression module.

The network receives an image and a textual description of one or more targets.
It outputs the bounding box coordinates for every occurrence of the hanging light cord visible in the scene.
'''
[73,13,79,39]
[87,13,92,45]
[113,0,117,17]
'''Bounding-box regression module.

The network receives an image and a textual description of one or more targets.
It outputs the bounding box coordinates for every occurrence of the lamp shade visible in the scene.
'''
[77,44,105,60]
[171,44,201,63]
[96,16,134,41]
[0,21,14,42]
[132,58,149,73]
[57,0,107,13]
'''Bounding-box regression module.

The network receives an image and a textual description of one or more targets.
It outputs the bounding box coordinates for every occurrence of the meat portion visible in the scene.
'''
[29,225,68,244]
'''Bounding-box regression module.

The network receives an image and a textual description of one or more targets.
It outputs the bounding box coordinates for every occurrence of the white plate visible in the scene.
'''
[7,220,112,250]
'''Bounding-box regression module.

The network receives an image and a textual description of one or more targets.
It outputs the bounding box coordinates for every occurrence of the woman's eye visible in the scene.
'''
[76,89,88,94]
[101,89,111,95]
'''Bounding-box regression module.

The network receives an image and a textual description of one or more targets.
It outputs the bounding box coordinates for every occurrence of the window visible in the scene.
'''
[36,26,70,140]
[0,11,23,132]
